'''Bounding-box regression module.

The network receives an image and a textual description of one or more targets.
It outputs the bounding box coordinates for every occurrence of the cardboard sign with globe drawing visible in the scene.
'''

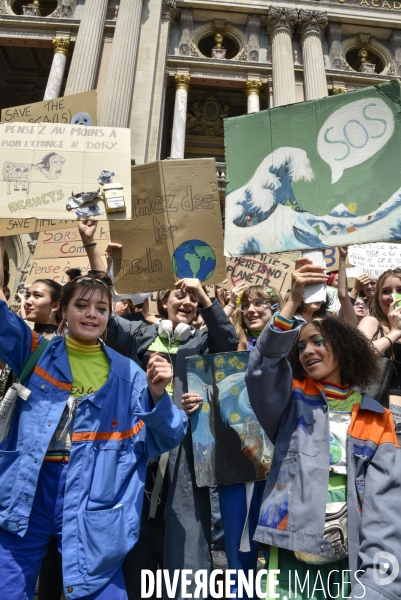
[224,81,401,255]
[109,158,226,293]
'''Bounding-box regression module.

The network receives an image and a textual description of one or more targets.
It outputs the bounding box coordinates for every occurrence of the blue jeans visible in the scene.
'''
[0,461,127,600]
[218,481,266,600]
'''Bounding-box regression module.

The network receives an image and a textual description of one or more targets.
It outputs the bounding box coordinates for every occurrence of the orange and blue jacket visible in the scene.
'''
[0,301,187,600]
[246,318,401,600]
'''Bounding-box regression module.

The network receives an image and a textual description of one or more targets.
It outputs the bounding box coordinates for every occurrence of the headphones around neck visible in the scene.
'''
[158,320,192,343]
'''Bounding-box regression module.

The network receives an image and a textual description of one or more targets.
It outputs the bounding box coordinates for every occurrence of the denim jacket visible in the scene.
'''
[0,301,187,599]
[245,319,401,600]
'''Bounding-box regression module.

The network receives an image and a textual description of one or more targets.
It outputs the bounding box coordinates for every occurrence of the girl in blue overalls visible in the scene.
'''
[0,237,187,600]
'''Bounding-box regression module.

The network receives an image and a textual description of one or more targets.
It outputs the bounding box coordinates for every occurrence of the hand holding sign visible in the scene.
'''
[318,98,395,184]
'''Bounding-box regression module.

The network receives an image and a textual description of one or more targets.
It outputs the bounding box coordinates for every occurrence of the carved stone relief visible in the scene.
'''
[186,96,230,136]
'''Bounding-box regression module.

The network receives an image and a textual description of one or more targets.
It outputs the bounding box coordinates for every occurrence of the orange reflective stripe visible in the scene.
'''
[292,376,324,395]
[72,420,144,442]
[33,365,72,391]
[31,330,40,353]
[349,404,399,447]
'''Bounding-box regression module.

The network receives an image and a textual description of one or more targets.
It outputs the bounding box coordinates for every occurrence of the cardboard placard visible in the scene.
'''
[110,159,226,294]
[347,242,401,278]
[34,223,110,259]
[1,90,97,126]
[225,81,401,254]
[0,218,76,236]
[226,253,295,295]
[0,122,131,221]
[188,351,274,486]
[25,256,91,286]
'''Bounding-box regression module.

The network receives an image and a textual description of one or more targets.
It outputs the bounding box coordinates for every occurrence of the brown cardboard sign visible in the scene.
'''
[226,254,295,296]
[110,159,226,294]
[1,91,97,126]
[25,256,91,286]
[0,218,77,236]
[34,223,110,259]
[0,122,131,221]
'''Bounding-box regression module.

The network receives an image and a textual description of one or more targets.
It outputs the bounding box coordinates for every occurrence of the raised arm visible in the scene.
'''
[337,246,358,326]
[246,258,327,442]
[359,306,401,354]
[78,220,122,273]
[176,278,238,353]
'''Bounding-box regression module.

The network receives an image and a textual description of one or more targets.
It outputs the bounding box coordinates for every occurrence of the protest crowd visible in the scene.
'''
[0,213,400,600]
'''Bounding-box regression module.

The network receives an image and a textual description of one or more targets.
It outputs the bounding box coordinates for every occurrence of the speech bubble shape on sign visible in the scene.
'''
[317,98,395,184]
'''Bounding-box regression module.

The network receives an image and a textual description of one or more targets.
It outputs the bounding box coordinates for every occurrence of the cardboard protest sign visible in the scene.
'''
[34,223,110,259]
[110,159,226,294]
[25,256,91,286]
[225,81,401,254]
[226,253,294,295]
[1,91,97,126]
[0,122,131,221]
[347,242,401,279]
[187,352,273,486]
[0,218,76,236]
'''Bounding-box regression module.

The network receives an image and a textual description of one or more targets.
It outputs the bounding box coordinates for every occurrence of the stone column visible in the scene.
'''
[178,9,193,56]
[246,16,261,62]
[43,37,71,100]
[245,77,262,113]
[99,0,143,127]
[328,23,342,70]
[267,7,298,107]
[147,0,176,161]
[64,0,108,96]
[170,73,190,159]
[298,10,328,101]
[391,30,401,77]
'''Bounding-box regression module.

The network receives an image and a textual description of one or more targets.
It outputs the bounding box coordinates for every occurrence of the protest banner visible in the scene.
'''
[110,158,226,293]
[0,218,76,236]
[25,256,91,286]
[224,81,401,255]
[0,122,131,221]
[347,242,401,279]
[226,253,294,295]
[1,91,97,126]
[187,351,273,486]
[34,223,110,259]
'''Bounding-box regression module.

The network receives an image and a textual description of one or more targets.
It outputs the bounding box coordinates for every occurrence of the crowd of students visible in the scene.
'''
[0,226,400,600]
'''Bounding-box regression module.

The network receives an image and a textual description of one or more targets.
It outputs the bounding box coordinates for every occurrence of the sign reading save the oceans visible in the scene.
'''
[224,81,401,255]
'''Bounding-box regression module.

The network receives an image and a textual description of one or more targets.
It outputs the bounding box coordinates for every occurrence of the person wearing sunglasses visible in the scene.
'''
[217,285,282,598]
[0,241,187,600]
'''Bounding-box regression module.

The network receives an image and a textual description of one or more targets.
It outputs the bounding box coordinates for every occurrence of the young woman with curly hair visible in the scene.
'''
[246,258,400,600]
[359,268,401,444]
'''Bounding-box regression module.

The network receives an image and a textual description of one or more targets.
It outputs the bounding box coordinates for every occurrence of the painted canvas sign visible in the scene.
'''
[0,122,131,221]
[110,158,226,294]
[224,81,401,255]
[187,352,274,487]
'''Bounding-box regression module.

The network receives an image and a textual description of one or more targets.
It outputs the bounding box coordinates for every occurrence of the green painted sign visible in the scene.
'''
[224,81,401,254]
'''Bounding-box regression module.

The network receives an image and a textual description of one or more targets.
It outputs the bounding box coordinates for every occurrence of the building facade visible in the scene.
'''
[1,0,400,293]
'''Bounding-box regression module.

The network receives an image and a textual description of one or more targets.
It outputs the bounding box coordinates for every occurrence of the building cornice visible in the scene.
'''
[176,0,401,28]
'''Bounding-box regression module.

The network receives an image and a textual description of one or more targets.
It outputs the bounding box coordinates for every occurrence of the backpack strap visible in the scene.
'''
[19,338,50,385]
